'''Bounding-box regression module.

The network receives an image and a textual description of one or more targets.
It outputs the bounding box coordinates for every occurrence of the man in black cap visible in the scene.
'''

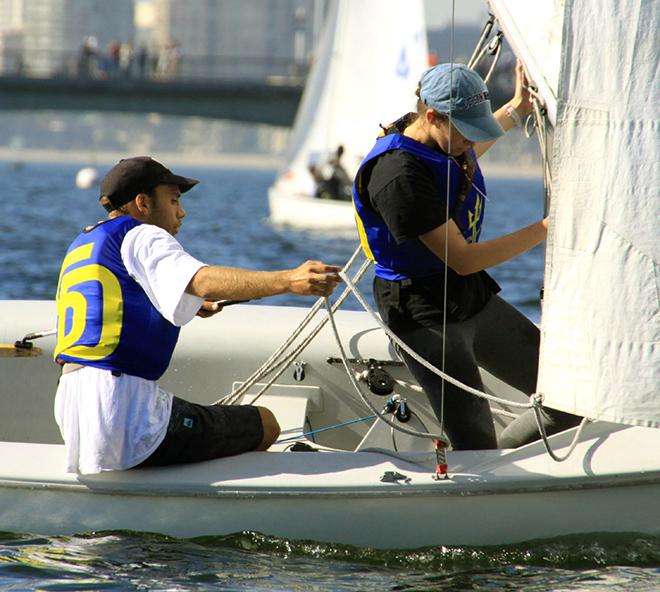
[53,156,341,475]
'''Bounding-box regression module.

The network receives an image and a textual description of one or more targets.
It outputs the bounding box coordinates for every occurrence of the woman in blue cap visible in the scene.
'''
[353,62,581,449]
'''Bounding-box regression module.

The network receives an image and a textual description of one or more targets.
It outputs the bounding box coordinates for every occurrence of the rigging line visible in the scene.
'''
[245,259,372,405]
[389,378,518,418]
[449,155,489,201]
[19,329,56,341]
[219,258,370,406]
[469,32,502,83]
[339,269,532,409]
[276,414,378,444]
[217,257,372,407]
[483,37,502,83]
[221,297,328,403]
[218,244,364,405]
[467,13,495,69]
[526,89,553,209]
[323,296,447,441]
[537,106,553,201]
[533,406,590,462]
[251,244,364,378]
[439,0,459,446]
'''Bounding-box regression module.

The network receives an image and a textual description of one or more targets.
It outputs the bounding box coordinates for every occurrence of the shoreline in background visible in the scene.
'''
[0,148,543,179]
[0,148,282,171]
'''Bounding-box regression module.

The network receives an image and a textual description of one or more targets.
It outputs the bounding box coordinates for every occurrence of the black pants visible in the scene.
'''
[376,275,579,449]
[138,397,264,468]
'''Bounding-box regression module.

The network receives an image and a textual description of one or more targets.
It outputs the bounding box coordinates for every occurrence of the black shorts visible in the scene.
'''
[138,396,264,468]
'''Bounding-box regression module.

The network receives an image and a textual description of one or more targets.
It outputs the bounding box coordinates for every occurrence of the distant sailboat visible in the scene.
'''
[268,0,429,230]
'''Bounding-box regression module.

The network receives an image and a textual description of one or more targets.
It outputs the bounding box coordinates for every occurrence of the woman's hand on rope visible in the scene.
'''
[509,59,533,118]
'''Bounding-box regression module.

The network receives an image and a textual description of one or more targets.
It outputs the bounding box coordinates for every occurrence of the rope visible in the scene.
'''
[338,269,533,409]
[215,247,370,406]
[469,32,503,83]
[390,409,432,452]
[276,414,378,444]
[331,268,585,461]
[337,261,588,462]
[222,244,363,403]
[468,14,495,69]
[323,295,447,442]
[440,0,458,455]
[392,377,516,421]
[531,95,554,207]
[530,394,591,462]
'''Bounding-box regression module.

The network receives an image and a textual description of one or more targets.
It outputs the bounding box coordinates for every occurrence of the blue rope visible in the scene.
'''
[278,414,378,443]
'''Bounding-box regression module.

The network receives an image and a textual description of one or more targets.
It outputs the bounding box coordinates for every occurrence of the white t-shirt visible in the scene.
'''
[54,223,206,474]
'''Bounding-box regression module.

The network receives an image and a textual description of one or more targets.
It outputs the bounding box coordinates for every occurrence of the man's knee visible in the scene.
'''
[256,406,280,450]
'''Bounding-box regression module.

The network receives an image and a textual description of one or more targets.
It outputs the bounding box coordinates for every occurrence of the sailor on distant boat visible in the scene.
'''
[353,62,582,450]
[53,156,341,474]
[313,145,353,201]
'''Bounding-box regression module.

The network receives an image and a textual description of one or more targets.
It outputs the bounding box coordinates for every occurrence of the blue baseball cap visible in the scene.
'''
[420,63,504,142]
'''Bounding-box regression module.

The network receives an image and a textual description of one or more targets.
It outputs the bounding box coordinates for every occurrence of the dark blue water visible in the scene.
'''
[2,161,658,591]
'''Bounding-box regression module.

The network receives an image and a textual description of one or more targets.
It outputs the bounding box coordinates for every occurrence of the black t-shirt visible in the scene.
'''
[365,150,445,242]
[362,148,500,322]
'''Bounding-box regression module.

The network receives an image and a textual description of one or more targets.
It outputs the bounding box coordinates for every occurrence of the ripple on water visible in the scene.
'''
[4,530,659,592]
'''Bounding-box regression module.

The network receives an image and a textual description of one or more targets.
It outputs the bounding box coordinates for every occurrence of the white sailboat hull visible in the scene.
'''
[1,300,659,548]
[269,0,429,230]
[267,185,356,230]
[1,426,659,548]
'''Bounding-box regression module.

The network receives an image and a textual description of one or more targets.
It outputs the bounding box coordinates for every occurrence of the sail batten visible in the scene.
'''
[490,0,659,428]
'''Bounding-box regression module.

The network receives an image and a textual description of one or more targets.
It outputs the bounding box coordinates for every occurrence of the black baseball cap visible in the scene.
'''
[100,156,199,211]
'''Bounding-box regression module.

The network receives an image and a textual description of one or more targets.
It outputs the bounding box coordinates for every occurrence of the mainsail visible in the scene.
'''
[489,0,659,427]
[271,0,428,195]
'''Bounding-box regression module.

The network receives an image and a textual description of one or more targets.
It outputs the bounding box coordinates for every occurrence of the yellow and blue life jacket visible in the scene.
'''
[352,133,487,281]
[54,216,180,380]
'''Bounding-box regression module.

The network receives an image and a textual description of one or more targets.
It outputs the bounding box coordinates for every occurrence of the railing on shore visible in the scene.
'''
[0,47,308,85]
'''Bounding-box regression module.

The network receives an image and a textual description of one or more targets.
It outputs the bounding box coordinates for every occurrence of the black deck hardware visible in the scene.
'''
[380,471,411,484]
[326,357,404,367]
[366,361,395,396]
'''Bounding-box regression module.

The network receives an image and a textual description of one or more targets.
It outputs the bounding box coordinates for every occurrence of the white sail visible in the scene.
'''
[487,0,563,125]
[272,0,428,196]
[490,0,660,427]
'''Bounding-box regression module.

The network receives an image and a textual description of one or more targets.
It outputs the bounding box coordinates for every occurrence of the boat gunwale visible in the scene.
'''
[2,470,659,500]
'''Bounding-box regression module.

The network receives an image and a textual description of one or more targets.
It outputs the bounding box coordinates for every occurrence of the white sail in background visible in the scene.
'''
[272,0,428,196]
[490,0,659,427]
